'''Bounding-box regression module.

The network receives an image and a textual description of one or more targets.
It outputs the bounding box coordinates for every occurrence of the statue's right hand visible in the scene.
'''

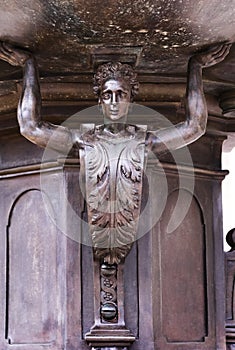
[191,43,232,68]
[0,42,32,66]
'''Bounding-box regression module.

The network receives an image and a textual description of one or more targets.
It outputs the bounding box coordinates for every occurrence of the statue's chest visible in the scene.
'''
[82,133,146,206]
[79,125,147,264]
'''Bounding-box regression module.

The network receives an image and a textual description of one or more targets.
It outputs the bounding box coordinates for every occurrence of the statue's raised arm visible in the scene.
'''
[146,43,231,154]
[0,42,231,156]
[0,42,81,154]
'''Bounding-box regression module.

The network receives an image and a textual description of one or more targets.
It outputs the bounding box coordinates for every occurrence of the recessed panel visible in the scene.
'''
[160,190,207,343]
[7,190,57,345]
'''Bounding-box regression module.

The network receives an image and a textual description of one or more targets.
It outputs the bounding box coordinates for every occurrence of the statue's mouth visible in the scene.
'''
[110,110,119,115]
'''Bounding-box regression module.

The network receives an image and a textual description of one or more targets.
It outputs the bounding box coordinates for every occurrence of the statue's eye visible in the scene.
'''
[102,92,111,100]
[118,91,127,98]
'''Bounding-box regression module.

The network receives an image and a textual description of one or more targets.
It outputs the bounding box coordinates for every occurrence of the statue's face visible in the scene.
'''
[100,78,131,122]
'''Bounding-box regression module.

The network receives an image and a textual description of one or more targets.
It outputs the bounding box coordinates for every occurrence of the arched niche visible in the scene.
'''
[160,189,207,344]
[6,189,58,346]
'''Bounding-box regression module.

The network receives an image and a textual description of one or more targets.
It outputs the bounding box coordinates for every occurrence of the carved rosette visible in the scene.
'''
[100,263,118,323]
[80,124,147,264]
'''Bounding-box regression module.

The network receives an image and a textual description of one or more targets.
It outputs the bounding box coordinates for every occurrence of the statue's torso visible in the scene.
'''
[80,124,147,264]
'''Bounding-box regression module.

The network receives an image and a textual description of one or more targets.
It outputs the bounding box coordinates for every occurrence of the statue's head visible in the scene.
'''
[93,62,139,123]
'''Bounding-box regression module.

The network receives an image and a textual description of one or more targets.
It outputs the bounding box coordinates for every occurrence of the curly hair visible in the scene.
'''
[93,62,139,100]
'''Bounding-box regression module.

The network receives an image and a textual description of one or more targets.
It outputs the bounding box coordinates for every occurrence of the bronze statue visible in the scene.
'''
[0,42,231,262]
[0,42,231,347]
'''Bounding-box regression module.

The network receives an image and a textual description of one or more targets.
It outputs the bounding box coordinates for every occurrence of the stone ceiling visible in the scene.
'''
[0,0,234,78]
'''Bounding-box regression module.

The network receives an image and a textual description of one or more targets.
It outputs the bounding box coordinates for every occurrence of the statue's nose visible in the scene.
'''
[110,104,118,111]
[111,92,117,104]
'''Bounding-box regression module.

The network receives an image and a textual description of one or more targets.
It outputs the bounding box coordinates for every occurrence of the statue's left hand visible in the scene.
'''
[192,43,232,68]
[0,42,32,66]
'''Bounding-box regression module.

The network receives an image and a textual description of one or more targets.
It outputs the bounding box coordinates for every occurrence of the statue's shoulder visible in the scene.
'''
[126,124,147,140]
[80,123,96,134]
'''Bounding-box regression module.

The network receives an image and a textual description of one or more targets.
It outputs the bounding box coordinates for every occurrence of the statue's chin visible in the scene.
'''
[104,115,127,123]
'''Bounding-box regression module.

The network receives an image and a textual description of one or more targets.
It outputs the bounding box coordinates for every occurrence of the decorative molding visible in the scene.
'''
[85,262,135,348]
[100,263,118,323]
[0,158,228,181]
[225,228,235,346]
[0,159,80,179]
[91,46,143,69]
[148,160,229,180]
